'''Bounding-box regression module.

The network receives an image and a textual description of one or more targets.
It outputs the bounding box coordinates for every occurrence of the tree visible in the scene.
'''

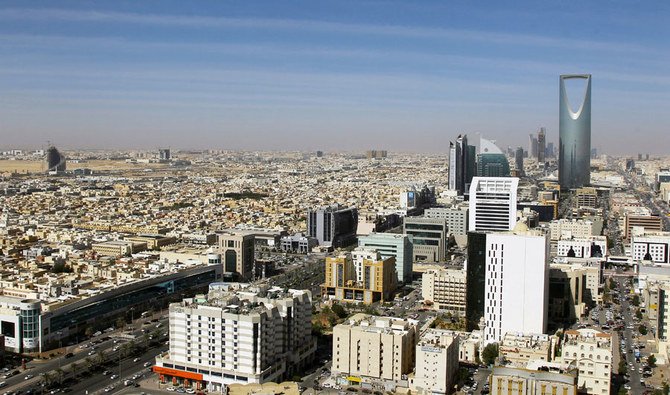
[618,360,628,375]
[116,317,126,329]
[84,356,95,373]
[632,295,640,307]
[331,303,348,319]
[639,325,648,335]
[85,326,94,338]
[482,343,499,366]
[636,309,644,320]
[648,354,657,368]
[55,368,64,386]
[96,350,106,366]
[70,361,79,379]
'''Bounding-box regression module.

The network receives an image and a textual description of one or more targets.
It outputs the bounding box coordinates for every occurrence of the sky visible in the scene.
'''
[0,1,669,154]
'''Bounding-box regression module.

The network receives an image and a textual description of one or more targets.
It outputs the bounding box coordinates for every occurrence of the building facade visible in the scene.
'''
[422,269,466,316]
[558,74,592,190]
[218,232,255,280]
[424,206,469,236]
[403,216,448,263]
[307,205,358,248]
[468,177,519,232]
[560,328,612,395]
[411,329,459,395]
[358,233,414,283]
[322,253,397,304]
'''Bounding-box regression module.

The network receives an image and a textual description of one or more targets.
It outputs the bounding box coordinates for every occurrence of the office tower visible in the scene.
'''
[465,232,487,331]
[477,138,510,177]
[332,314,417,383]
[546,142,555,158]
[559,74,592,190]
[624,214,663,240]
[45,146,66,173]
[158,148,171,161]
[403,216,448,263]
[559,329,612,394]
[412,330,460,395]
[448,134,475,196]
[537,127,546,163]
[483,226,549,343]
[366,150,387,159]
[424,206,469,236]
[322,253,397,304]
[515,147,524,175]
[468,177,519,232]
[218,232,255,280]
[154,284,315,390]
[625,159,635,172]
[422,268,466,315]
[316,150,323,157]
[399,185,436,210]
[528,134,538,159]
[591,148,598,159]
[358,233,414,283]
[307,204,358,248]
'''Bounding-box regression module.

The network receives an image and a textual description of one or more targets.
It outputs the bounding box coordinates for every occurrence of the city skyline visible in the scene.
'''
[0,2,669,153]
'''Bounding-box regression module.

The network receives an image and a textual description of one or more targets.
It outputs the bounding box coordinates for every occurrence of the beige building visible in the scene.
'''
[322,253,397,304]
[490,366,577,395]
[499,333,555,367]
[548,262,601,325]
[91,240,147,256]
[421,268,466,316]
[125,234,176,249]
[560,329,612,395]
[549,219,595,241]
[332,314,417,383]
[574,187,598,209]
[625,214,663,240]
[411,329,459,395]
[218,232,255,280]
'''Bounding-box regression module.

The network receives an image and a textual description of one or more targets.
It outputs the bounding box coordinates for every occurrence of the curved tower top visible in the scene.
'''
[559,74,591,190]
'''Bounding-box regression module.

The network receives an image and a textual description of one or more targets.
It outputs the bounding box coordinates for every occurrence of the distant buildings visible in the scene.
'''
[559,74,592,190]
[46,146,66,173]
[468,177,519,232]
[154,284,316,391]
[537,127,546,163]
[358,233,414,283]
[307,205,358,248]
[332,314,417,383]
[158,148,171,161]
[366,150,388,159]
[514,147,524,176]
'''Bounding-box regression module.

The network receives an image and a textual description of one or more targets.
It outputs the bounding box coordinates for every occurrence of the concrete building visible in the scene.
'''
[154,284,316,392]
[499,333,555,367]
[358,233,414,283]
[91,240,147,256]
[218,232,255,280]
[332,314,417,384]
[490,366,577,395]
[574,187,598,209]
[537,127,546,163]
[556,236,607,259]
[322,253,397,304]
[403,216,448,263]
[549,219,596,241]
[559,74,591,190]
[631,233,670,264]
[468,177,519,232]
[548,262,601,325]
[624,214,663,240]
[411,329,459,395]
[424,206,469,236]
[125,234,177,249]
[483,224,549,343]
[422,268,466,316]
[449,134,475,196]
[279,233,317,254]
[559,328,612,395]
[307,204,358,248]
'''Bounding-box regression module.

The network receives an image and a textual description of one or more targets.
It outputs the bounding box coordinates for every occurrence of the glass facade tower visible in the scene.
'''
[559,74,592,190]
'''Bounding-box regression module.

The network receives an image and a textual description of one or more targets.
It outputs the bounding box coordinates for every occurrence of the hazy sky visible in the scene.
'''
[0,1,669,154]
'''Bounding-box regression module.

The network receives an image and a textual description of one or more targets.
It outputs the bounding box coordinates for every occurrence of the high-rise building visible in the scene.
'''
[46,146,66,173]
[482,225,549,343]
[448,134,475,196]
[159,148,171,161]
[218,232,255,280]
[559,74,592,190]
[514,147,524,176]
[307,204,358,248]
[424,206,469,236]
[403,216,448,263]
[332,314,417,384]
[358,233,414,283]
[153,284,316,391]
[465,231,487,331]
[477,138,510,177]
[537,127,546,163]
[468,177,519,232]
[528,134,538,159]
[546,142,555,158]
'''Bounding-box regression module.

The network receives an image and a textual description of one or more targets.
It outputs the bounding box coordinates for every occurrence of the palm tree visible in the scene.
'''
[70,361,79,379]
[96,350,106,366]
[55,368,64,386]
[40,372,53,388]
[120,343,130,358]
[84,357,95,373]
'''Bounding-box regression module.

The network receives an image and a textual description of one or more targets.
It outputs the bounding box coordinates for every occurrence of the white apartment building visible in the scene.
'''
[556,236,608,259]
[154,284,316,392]
[422,268,466,316]
[499,333,555,367]
[332,314,417,384]
[468,177,519,232]
[549,219,595,241]
[351,247,381,283]
[560,328,613,395]
[484,225,549,343]
[631,233,670,264]
[411,329,460,395]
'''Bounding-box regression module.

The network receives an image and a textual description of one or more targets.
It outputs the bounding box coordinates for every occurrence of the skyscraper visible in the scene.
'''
[528,134,538,159]
[559,74,592,190]
[537,127,546,163]
[468,177,519,232]
[515,147,524,176]
[448,134,476,196]
[477,138,510,177]
[307,204,358,248]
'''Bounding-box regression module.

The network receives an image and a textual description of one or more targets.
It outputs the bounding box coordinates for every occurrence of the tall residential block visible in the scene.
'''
[153,284,316,391]
[559,74,592,190]
[468,177,519,232]
[403,216,448,263]
[218,232,255,280]
[411,329,460,395]
[332,314,417,383]
[307,204,358,248]
[358,233,414,283]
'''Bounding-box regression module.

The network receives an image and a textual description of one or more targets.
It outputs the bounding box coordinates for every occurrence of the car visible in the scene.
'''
[133,358,141,362]
[143,362,152,367]
[64,352,74,358]
[24,374,34,380]
[185,389,195,394]
[110,374,118,380]
[166,388,175,392]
